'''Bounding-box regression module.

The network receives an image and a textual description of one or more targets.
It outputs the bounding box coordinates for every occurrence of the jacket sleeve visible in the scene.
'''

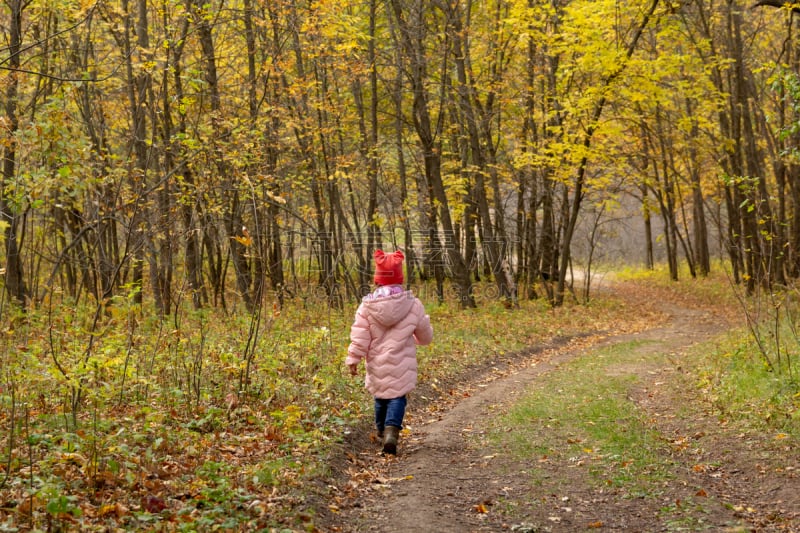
[346,304,371,365]
[413,300,434,346]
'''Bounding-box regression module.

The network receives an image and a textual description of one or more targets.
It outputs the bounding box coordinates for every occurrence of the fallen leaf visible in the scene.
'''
[15,498,33,517]
[98,502,128,518]
[142,495,167,514]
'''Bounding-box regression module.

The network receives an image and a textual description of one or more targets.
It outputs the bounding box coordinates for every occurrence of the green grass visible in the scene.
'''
[486,267,798,529]
[700,334,800,437]
[492,339,675,493]
[612,261,740,309]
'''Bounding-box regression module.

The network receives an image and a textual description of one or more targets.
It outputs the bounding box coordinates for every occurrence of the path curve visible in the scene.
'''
[330,283,799,532]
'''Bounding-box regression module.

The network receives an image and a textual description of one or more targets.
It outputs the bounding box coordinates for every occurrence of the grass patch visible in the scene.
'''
[699,333,800,438]
[486,268,798,529]
[491,339,675,494]
[613,264,799,436]
[612,262,740,310]
[3,265,796,529]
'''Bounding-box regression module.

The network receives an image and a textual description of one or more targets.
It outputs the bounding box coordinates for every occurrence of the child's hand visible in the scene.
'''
[348,363,358,376]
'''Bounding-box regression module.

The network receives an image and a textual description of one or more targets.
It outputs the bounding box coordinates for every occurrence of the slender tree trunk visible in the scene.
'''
[366,0,380,278]
[1,0,28,307]
[555,0,659,306]
[654,107,680,281]
[442,0,516,306]
[685,100,710,276]
[539,51,561,302]
[191,0,253,310]
[162,14,203,309]
[119,0,149,306]
[390,20,416,285]
[390,0,475,307]
[725,0,772,292]
[641,184,654,269]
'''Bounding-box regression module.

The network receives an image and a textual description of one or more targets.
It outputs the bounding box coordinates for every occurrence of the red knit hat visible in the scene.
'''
[373,250,404,286]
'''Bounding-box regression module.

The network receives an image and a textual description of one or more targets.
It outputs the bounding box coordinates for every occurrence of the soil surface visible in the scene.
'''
[321,281,800,532]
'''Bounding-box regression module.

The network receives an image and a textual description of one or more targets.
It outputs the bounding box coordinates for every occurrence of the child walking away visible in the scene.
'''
[347,250,434,455]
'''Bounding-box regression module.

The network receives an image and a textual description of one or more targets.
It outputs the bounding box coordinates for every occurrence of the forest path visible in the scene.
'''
[325,281,800,532]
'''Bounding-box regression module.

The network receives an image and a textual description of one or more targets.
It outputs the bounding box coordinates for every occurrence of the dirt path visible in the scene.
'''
[326,284,800,532]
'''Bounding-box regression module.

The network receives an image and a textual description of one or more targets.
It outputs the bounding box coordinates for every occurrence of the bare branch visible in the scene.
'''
[752,1,800,13]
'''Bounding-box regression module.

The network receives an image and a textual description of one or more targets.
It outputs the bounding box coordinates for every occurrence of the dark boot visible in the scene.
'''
[383,426,400,455]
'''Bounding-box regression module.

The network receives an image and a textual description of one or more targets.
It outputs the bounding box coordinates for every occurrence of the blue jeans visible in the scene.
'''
[374,396,407,431]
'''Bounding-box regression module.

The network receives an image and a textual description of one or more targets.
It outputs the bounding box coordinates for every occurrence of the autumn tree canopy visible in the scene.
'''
[1,0,799,311]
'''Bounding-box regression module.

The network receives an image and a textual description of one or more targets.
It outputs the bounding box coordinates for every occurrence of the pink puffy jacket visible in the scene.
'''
[346,290,433,399]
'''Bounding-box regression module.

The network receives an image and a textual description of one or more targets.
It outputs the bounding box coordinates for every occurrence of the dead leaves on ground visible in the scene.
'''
[327,450,417,518]
[0,405,322,530]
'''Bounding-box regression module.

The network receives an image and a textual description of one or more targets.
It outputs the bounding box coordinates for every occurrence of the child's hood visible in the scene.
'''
[361,291,416,327]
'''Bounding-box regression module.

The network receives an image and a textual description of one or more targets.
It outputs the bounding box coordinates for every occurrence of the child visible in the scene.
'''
[346,250,433,455]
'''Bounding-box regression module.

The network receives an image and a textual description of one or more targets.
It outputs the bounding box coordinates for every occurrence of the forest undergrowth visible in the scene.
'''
[0,267,797,531]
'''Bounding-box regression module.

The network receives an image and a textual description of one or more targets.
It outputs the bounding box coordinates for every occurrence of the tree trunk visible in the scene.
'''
[442,0,516,306]
[555,0,659,306]
[1,0,29,307]
[642,184,654,269]
[390,0,475,307]
[391,22,416,285]
[686,99,710,277]
[191,0,254,311]
[366,0,380,279]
